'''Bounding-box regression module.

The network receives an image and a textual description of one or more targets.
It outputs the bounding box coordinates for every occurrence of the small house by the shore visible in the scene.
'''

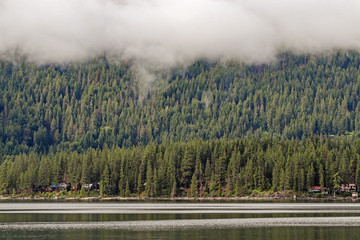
[352,192,358,199]
[59,182,68,191]
[50,184,59,192]
[83,182,100,191]
[308,186,328,194]
[340,184,357,192]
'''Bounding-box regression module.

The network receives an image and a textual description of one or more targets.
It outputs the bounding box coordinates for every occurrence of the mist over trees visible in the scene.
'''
[1,0,360,199]
[1,51,360,196]
[1,51,360,155]
[2,0,360,65]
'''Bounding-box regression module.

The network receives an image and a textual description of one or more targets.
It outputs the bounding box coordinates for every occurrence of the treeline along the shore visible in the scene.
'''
[1,137,359,197]
[1,51,360,155]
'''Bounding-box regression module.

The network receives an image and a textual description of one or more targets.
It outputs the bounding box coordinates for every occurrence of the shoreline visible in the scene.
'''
[0,195,357,201]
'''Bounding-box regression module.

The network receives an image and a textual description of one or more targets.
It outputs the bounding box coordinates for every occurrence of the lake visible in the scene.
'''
[1,201,360,239]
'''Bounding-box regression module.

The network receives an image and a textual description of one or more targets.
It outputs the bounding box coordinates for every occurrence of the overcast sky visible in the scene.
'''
[0,0,360,66]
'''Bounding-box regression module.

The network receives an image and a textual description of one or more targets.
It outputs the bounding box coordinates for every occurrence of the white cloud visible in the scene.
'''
[0,0,359,65]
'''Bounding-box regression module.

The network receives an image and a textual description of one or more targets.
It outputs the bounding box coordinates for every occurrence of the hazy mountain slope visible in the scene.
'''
[1,51,360,155]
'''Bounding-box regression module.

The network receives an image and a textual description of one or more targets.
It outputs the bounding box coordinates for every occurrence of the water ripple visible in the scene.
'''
[1,217,360,231]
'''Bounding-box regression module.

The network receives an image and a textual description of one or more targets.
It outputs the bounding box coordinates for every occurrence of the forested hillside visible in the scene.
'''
[1,51,360,155]
[1,137,359,197]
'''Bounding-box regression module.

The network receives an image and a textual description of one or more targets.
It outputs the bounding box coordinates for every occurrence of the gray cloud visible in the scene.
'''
[0,0,360,66]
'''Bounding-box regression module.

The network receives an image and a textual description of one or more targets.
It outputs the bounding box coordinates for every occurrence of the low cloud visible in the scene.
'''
[0,0,359,66]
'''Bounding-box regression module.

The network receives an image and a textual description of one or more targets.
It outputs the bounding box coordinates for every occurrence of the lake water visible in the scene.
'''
[1,201,360,239]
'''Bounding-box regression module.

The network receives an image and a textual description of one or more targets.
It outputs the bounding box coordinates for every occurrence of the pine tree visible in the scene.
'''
[145,160,153,197]
[181,145,195,189]
[306,163,315,190]
[101,164,110,196]
[189,172,198,197]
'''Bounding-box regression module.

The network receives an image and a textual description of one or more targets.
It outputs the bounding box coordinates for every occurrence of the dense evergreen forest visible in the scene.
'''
[1,51,360,155]
[0,137,359,197]
[1,51,360,196]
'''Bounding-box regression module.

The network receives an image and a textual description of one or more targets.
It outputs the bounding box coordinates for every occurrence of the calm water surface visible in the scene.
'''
[1,201,360,239]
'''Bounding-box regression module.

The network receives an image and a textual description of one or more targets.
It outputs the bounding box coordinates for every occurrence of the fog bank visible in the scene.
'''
[0,0,359,65]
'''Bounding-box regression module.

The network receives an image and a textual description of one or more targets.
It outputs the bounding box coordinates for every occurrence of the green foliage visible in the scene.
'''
[2,51,360,197]
[1,51,360,155]
[3,137,358,197]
